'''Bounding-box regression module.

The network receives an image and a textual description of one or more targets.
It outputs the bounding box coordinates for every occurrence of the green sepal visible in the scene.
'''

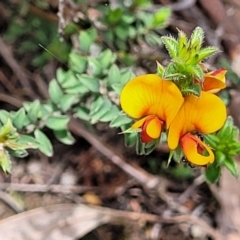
[223,158,239,178]
[189,26,204,51]
[185,64,204,81]
[204,134,220,149]
[156,61,165,77]
[205,161,221,183]
[161,36,178,58]
[197,46,218,62]
[180,83,201,97]
[167,150,174,167]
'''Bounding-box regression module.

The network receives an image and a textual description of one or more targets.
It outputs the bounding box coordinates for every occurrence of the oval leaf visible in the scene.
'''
[34,129,53,157]
[45,115,70,131]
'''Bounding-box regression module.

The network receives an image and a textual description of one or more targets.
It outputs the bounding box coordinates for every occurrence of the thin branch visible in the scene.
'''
[0,37,35,97]
[57,0,66,41]
[0,183,98,194]
[69,118,162,190]
[0,94,23,108]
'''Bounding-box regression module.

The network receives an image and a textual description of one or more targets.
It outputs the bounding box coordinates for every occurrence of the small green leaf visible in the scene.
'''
[0,148,11,173]
[79,31,92,52]
[110,114,132,128]
[215,151,226,164]
[90,98,112,123]
[197,46,218,62]
[145,33,162,46]
[60,71,79,88]
[0,118,14,140]
[108,64,121,85]
[34,129,53,157]
[45,115,70,131]
[0,110,9,124]
[223,158,239,178]
[100,105,119,122]
[90,96,104,115]
[123,131,137,147]
[152,7,171,28]
[186,65,204,81]
[161,36,178,58]
[156,61,165,77]
[217,117,233,140]
[4,140,35,150]
[111,83,122,95]
[48,79,64,104]
[136,137,146,155]
[122,14,135,24]
[97,49,117,69]
[173,146,183,163]
[108,8,123,24]
[204,134,220,149]
[56,68,66,85]
[65,82,89,95]
[189,26,204,50]
[68,52,87,74]
[77,74,100,92]
[87,58,103,76]
[181,84,201,97]
[27,100,41,123]
[178,30,188,53]
[17,134,40,148]
[7,148,28,158]
[13,108,27,129]
[205,161,221,183]
[120,68,135,86]
[59,95,77,112]
[75,106,90,121]
[115,25,128,41]
[54,129,75,145]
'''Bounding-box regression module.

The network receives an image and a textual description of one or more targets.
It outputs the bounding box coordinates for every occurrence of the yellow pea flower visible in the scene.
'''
[120,74,184,143]
[202,68,227,93]
[168,92,227,166]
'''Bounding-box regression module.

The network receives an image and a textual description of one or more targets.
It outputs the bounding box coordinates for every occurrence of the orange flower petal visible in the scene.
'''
[120,74,184,128]
[132,115,163,143]
[145,116,163,139]
[132,116,149,129]
[168,91,227,150]
[180,133,214,166]
[203,68,227,93]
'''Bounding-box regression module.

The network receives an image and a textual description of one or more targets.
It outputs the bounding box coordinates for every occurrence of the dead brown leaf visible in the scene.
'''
[0,204,111,240]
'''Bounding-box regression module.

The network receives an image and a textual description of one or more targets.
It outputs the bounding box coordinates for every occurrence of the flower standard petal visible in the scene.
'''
[120,74,184,128]
[180,133,214,166]
[168,91,227,150]
[202,68,227,93]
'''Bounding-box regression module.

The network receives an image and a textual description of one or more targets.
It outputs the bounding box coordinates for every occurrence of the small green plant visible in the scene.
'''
[1,1,239,184]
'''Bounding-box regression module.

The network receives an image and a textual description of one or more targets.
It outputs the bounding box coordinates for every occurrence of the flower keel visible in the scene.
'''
[180,133,214,166]
[132,115,163,143]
